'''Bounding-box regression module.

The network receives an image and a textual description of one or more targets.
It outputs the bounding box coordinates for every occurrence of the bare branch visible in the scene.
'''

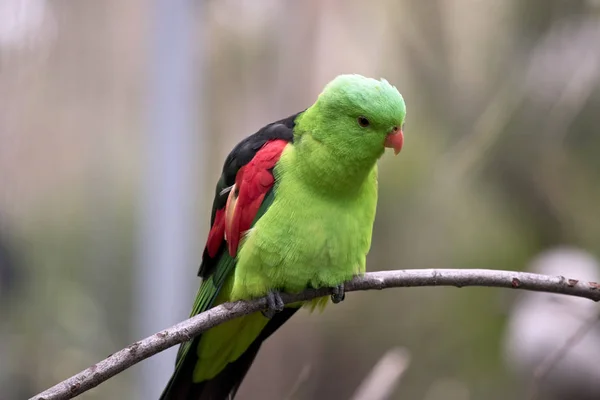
[529,311,600,400]
[283,364,312,400]
[31,268,600,400]
[351,347,411,400]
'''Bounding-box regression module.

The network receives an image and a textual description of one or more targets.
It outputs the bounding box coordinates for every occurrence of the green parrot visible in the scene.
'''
[159,74,406,400]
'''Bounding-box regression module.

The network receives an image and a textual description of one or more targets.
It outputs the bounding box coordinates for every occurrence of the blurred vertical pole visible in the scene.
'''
[135,0,204,398]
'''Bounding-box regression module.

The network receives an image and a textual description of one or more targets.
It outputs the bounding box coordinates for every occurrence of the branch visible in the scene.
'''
[529,311,600,400]
[351,347,411,400]
[31,268,600,400]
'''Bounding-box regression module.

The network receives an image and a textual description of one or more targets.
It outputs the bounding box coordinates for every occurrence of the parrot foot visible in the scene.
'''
[262,291,285,319]
[331,283,346,304]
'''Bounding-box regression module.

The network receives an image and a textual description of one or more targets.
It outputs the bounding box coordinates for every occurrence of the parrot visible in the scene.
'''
[159,74,406,400]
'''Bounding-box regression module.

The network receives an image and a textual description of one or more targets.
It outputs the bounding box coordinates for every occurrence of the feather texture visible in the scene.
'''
[159,114,298,400]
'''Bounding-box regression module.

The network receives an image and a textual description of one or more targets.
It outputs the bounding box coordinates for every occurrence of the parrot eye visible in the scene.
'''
[357,116,370,128]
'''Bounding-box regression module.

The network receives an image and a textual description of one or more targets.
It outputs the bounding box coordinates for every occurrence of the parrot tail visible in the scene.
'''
[159,308,298,400]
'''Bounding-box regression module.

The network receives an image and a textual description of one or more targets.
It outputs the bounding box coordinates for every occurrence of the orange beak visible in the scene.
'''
[384,128,404,155]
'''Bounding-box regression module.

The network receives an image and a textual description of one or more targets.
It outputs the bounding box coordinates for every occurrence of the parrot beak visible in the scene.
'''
[384,127,404,155]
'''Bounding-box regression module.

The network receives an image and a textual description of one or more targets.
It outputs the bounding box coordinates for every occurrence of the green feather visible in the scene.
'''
[173,253,236,367]
[163,190,278,394]
[190,191,277,382]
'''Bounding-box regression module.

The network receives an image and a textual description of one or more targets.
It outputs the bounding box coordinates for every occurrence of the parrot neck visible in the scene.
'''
[285,133,379,196]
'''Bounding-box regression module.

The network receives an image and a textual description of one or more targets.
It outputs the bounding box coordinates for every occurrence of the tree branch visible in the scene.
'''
[31,268,600,400]
[529,311,600,400]
[350,347,411,400]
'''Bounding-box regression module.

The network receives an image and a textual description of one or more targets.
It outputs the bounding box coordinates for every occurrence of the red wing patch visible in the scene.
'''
[206,208,225,257]
[205,139,288,258]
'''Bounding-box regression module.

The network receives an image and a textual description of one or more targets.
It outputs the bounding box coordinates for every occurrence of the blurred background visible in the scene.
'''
[1,0,600,399]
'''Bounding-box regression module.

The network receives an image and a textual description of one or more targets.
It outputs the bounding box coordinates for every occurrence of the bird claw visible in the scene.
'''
[262,291,285,319]
[331,283,345,304]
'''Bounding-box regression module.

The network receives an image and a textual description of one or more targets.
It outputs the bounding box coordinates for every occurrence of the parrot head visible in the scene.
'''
[297,74,406,160]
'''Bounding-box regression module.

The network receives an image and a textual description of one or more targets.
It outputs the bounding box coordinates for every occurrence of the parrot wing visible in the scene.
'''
[160,112,301,400]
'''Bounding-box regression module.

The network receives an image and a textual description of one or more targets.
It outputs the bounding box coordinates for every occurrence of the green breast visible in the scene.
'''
[230,145,379,301]
[193,145,380,382]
